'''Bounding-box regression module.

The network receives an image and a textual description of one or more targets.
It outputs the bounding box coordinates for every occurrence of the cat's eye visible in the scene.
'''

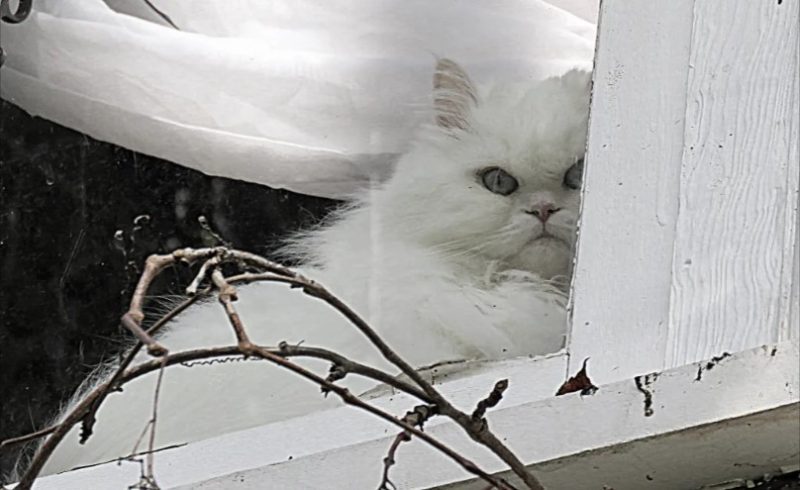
[563,158,584,190]
[480,167,518,196]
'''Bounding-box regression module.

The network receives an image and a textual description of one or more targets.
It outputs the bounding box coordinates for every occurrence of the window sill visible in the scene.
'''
[22,342,798,489]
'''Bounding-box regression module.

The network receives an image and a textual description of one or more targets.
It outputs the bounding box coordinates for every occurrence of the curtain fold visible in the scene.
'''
[0,0,597,198]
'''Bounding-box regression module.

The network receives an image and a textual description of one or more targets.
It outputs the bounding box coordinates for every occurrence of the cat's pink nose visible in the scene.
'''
[527,203,561,223]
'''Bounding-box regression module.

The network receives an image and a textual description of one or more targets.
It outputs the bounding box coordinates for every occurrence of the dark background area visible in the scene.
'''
[0,99,339,480]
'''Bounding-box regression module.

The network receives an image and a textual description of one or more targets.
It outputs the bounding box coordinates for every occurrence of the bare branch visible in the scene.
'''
[213,273,516,489]
[0,426,57,451]
[379,404,438,490]
[12,248,545,490]
[211,268,251,348]
[185,255,219,296]
[193,252,546,488]
[145,358,168,484]
[276,342,431,402]
[472,379,509,423]
[18,294,202,485]
[11,344,435,488]
[244,344,517,490]
[226,271,544,489]
[122,312,168,357]
[80,295,200,445]
[239,272,444,400]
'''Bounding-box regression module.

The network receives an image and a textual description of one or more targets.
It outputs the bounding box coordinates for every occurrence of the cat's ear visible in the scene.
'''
[433,58,478,132]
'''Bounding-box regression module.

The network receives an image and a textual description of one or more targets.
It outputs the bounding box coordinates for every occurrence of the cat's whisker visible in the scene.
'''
[432,224,522,255]
[433,231,523,261]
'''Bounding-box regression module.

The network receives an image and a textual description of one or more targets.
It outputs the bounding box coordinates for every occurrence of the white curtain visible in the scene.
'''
[0,0,597,199]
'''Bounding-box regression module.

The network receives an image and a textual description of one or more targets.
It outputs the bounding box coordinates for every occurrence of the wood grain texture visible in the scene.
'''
[790,205,800,340]
[567,0,695,384]
[571,0,800,382]
[666,0,800,366]
[785,32,800,343]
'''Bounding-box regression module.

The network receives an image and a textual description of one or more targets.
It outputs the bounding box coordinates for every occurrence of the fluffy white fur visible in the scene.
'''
[37,60,591,474]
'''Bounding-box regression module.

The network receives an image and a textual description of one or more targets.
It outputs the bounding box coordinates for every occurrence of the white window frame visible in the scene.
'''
[23,1,800,489]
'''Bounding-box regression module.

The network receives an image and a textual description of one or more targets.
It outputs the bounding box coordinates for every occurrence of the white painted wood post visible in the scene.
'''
[568,0,800,384]
[665,0,800,366]
[567,0,693,384]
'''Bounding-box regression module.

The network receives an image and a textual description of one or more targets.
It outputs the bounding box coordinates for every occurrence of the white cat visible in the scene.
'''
[38,59,591,475]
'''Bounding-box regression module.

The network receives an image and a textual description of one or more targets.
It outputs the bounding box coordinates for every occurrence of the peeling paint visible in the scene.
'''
[706,352,732,370]
[556,358,599,396]
[634,373,658,417]
[695,352,732,381]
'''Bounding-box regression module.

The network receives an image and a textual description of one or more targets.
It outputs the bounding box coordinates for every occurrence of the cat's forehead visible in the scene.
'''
[470,71,590,177]
[467,108,587,175]
[508,151,578,180]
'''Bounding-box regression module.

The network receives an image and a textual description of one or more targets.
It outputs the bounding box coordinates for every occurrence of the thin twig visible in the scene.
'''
[472,379,509,422]
[379,404,438,490]
[80,295,201,445]
[211,268,251,348]
[129,421,153,459]
[145,358,167,484]
[197,253,543,488]
[224,270,544,489]
[12,345,434,488]
[245,344,516,490]
[214,275,515,490]
[276,342,432,402]
[380,432,409,490]
[220,272,445,401]
[185,256,218,296]
[18,294,202,486]
[122,313,168,357]
[15,248,544,490]
[197,216,231,248]
[0,426,57,451]
[212,270,513,490]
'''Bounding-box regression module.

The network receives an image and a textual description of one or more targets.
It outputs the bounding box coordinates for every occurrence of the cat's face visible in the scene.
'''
[380,60,591,281]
